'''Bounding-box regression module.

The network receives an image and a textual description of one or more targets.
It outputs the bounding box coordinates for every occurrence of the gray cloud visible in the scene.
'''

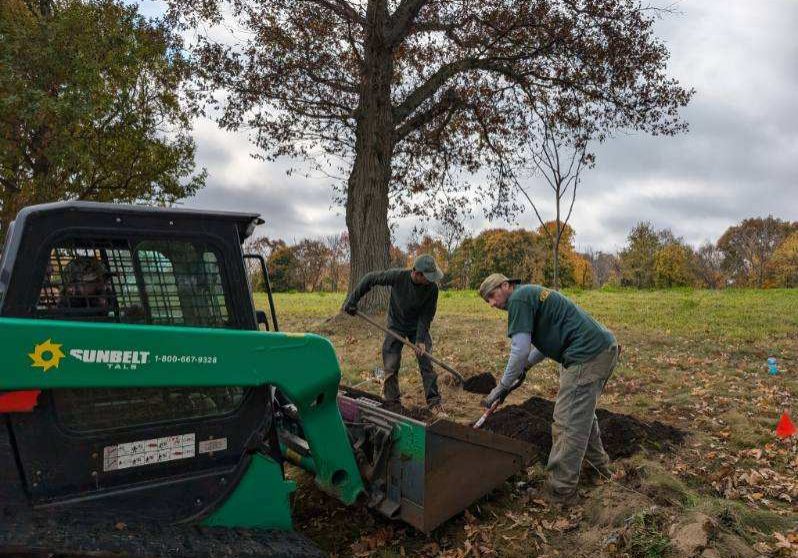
[180,120,345,242]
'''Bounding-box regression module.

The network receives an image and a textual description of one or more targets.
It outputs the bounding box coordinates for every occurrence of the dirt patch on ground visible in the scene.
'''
[483,396,685,462]
[462,372,497,394]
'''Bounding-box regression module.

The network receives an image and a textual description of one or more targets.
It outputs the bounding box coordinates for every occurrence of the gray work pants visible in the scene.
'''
[381,330,440,406]
[546,344,619,493]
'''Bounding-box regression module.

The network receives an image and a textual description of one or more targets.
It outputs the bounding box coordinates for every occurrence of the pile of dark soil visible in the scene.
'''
[484,396,685,463]
[462,372,497,394]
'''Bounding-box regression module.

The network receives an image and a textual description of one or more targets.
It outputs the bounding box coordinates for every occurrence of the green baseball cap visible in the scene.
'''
[478,273,520,300]
[413,254,444,283]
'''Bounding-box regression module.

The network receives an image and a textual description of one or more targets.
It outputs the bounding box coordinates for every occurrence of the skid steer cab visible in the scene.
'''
[0,202,533,557]
[0,201,361,557]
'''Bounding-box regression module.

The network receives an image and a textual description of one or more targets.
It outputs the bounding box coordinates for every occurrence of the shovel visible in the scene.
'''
[355,311,465,385]
[473,400,501,429]
[472,376,524,429]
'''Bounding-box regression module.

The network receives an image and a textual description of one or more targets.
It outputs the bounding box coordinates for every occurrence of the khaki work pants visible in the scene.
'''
[546,344,619,493]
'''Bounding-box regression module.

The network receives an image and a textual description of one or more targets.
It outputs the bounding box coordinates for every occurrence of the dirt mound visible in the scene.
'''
[462,373,497,394]
[484,396,685,462]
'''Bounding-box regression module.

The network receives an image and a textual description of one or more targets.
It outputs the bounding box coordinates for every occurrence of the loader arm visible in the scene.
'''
[0,317,364,517]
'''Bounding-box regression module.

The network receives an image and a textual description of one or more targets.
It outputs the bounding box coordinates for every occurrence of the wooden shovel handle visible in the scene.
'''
[355,311,465,384]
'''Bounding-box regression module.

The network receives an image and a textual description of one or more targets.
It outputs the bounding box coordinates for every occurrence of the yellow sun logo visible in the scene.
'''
[29,339,66,372]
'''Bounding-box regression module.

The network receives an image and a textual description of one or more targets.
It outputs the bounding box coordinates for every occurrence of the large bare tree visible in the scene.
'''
[165,0,692,309]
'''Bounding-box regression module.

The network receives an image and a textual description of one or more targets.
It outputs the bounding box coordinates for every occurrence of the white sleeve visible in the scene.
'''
[500,332,532,389]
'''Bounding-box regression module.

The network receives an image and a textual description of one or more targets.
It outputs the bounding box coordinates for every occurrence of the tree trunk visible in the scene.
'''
[553,239,559,290]
[344,0,394,313]
[553,196,561,290]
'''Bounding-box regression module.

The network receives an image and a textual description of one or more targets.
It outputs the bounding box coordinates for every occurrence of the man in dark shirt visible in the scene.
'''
[478,273,619,506]
[344,255,444,410]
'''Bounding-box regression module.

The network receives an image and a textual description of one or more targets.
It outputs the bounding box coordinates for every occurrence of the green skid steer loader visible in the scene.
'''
[0,202,533,557]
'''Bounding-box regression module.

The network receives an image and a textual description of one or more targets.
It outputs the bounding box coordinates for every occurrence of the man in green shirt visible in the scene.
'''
[478,273,619,506]
[344,255,444,411]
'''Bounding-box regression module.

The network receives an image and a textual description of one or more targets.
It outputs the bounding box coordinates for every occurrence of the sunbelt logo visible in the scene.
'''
[29,339,150,372]
[28,339,66,372]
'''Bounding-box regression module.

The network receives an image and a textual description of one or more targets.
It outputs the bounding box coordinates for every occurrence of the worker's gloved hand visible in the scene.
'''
[483,384,510,408]
[343,302,358,316]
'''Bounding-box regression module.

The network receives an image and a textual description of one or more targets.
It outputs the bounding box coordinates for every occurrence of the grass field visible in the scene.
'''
[255,289,798,557]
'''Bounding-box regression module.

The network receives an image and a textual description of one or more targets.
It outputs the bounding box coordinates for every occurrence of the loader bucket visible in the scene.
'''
[337,390,534,533]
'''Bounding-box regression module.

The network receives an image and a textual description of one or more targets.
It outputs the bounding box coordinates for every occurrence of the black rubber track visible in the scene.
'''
[0,520,326,558]
[1,420,325,558]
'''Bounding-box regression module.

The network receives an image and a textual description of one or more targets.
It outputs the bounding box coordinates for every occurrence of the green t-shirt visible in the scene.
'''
[507,284,615,366]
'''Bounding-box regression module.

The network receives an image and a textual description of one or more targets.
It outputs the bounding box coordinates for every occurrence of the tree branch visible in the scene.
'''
[515,179,553,244]
[393,56,533,125]
[394,89,462,141]
[300,0,364,25]
[387,0,430,47]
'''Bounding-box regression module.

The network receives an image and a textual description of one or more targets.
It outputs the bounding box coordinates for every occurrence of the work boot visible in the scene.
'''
[582,461,614,486]
[540,481,580,509]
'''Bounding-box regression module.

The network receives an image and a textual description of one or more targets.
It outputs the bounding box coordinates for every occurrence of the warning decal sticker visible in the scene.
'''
[103,433,195,471]
[198,438,228,454]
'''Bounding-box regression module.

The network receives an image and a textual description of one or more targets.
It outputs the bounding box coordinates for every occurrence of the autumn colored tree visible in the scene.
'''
[694,242,725,289]
[293,239,333,292]
[447,237,476,289]
[653,242,695,288]
[407,234,449,270]
[584,249,621,287]
[324,233,351,292]
[536,221,577,287]
[449,228,546,289]
[268,245,300,292]
[765,232,798,288]
[389,244,409,268]
[569,253,595,289]
[0,0,205,239]
[717,216,796,287]
[164,0,692,310]
[619,222,661,288]
[244,236,286,291]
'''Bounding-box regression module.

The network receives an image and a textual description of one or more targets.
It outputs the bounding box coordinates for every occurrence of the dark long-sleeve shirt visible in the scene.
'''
[345,269,438,339]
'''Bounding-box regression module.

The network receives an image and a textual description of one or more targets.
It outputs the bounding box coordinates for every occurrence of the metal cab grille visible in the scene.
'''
[35,237,244,432]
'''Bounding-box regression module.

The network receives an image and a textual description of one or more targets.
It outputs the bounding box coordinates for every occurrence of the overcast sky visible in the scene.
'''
[138,0,798,253]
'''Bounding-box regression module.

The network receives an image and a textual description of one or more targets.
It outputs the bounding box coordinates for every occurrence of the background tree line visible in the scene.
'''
[249,215,798,292]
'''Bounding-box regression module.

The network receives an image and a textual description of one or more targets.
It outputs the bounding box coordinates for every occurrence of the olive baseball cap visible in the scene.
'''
[478,273,520,300]
[413,254,444,282]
